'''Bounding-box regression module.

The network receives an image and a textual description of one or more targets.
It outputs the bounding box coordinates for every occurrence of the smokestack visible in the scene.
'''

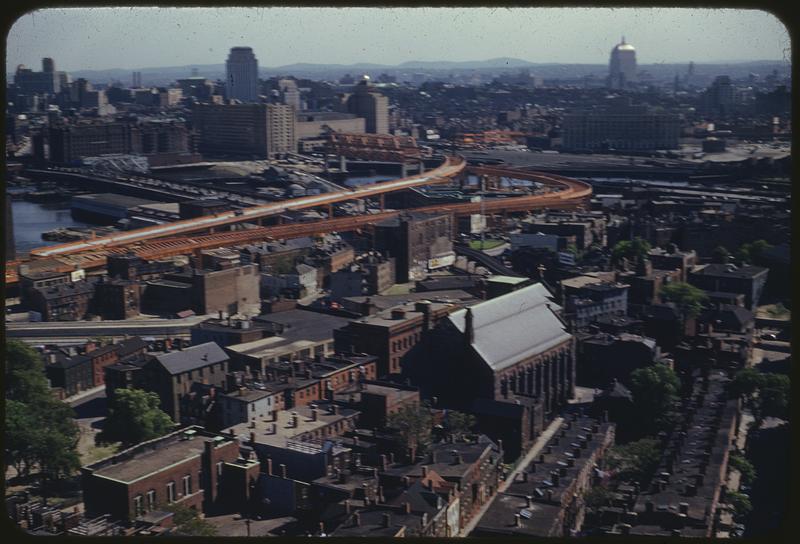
[464,308,475,345]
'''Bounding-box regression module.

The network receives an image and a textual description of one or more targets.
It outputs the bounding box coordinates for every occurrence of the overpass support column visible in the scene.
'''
[339,155,347,173]
[379,194,385,211]
[419,161,425,174]
[327,204,333,218]
[401,162,408,178]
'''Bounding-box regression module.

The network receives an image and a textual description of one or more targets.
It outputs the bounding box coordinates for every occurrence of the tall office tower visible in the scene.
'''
[608,36,637,90]
[704,75,736,116]
[346,75,389,134]
[42,57,55,73]
[225,47,259,103]
[278,78,301,111]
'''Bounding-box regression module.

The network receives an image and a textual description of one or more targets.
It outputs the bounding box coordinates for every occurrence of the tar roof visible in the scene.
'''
[152,342,228,375]
[448,283,572,372]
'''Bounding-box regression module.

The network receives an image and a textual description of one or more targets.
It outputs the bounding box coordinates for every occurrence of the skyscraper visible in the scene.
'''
[346,75,389,134]
[608,37,637,90]
[278,78,301,111]
[225,47,259,103]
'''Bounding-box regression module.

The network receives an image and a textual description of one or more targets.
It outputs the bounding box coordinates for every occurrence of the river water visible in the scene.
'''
[9,199,92,256]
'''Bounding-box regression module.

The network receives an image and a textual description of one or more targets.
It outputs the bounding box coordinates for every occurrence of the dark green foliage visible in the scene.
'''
[445,411,476,440]
[729,452,757,486]
[4,341,81,482]
[583,485,614,510]
[607,438,662,485]
[660,281,709,319]
[730,368,790,424]
[611,237,651,265]
[735,239,772,265]
[629,364,680,432]
[386,401,433,459]
[98,388,175,447]
[727,490,753,518]
[165,504,218,536]
[711,246,730,264]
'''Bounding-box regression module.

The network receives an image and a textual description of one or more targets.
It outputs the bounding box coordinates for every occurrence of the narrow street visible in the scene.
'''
[459,416,564,536]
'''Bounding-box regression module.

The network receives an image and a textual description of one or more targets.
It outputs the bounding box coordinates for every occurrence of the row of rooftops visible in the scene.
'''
[474,414,614,536]
[624,371,739,537]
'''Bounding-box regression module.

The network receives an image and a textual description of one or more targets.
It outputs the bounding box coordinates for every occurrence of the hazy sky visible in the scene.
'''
[6,7,791,72]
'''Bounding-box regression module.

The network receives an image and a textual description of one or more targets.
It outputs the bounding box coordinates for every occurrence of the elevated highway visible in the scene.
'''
[6,164,590,286]
[28,155,466,259]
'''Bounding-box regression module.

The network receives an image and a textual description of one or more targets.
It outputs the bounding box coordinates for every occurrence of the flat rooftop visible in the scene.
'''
[88,429,233,483]
[223,404,360,449]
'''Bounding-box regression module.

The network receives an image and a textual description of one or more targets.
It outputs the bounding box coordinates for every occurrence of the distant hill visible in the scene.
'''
[12,58,788,87]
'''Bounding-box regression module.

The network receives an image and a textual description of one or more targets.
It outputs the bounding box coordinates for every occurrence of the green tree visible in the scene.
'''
[611,238,652,266]
[165,504,218,536]
[386,402,434,461]
[729,452,756,486]
[607,438,662,485]
[711,246,730,264]
[629,364,680,432]
[4,341,81,485]
[583,485,614,511]
[6,340,52,403]
[735,239,772,265]
[660,282,709,319]
[730,368,790,424]
[726,490,753,518]
[445,411,476,440]
[98,389,174,447]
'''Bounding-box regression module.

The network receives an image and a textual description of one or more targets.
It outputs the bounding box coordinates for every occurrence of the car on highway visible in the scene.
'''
[761,333,777,340]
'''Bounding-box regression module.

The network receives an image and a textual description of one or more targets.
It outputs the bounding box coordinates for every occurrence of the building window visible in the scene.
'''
[133,495,144,517]
[183,474,192,496]
[146,490,156,511]
[167,481,176,503]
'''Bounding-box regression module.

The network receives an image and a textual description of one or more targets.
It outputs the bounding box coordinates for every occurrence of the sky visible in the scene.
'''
[6,7,791,73]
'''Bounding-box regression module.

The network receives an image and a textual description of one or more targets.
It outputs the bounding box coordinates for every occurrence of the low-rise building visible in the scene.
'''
[81,427,240,522]
[688,263,769,310]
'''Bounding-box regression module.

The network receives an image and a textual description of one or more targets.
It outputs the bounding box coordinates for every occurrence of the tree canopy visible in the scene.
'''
[660,281,709,319]
[611,238,651,265]
[629,364,681,432]
[735,239,772,265]
[4,340,81,482]
[711,246,730,264]
[386,402,433,461]
[730,368,790,424]
[165,504,218,536]
[607,438,662,485]
[98,388,175,447]
[445,410,476,440]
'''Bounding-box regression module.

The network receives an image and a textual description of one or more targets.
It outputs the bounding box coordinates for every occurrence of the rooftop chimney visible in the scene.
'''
[464,308,475,345]
[280,463,287,479]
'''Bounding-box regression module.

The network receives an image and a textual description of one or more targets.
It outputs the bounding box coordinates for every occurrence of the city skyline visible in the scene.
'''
[6,7,791,73]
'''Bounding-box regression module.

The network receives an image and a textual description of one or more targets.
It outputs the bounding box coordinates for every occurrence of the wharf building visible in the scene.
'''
[192,102,296,158]
[417,283,576,461]
[562,100,681,152]
[225,47,259,103]
[44,117,194,165]
[471,413,615,537]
